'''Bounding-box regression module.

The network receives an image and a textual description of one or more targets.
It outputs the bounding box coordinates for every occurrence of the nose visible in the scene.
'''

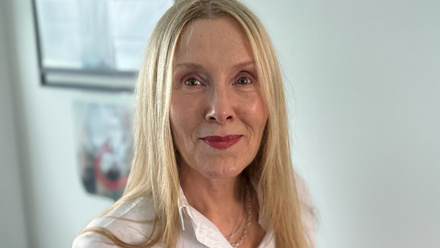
[205,86,234,124]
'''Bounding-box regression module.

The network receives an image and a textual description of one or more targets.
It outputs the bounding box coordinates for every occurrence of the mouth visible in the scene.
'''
[200,135,242,150]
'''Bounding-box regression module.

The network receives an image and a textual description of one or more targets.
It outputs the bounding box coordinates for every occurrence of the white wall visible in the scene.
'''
[0,1,28,247]
[2,0,118,247]
[243,0,440,247]
[2,0,440,247]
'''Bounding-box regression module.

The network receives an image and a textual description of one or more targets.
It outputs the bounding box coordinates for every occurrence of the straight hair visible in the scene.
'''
[81,0,313,247]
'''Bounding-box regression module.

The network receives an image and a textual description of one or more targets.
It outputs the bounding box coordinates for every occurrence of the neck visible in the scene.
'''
[179,164,246,234]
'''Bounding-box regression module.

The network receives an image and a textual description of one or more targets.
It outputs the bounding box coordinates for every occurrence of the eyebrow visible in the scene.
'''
[174,61,256,71]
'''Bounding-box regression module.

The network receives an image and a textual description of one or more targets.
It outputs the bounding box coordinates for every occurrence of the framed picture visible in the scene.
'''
[74,100,134,201]
[32,0,174,91]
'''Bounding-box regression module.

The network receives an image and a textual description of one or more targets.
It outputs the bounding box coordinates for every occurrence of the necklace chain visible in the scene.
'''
[230,185,252,248]
[225,186,246,241]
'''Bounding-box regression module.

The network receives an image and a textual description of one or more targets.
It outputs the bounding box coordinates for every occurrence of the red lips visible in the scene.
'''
[201,135,242,149]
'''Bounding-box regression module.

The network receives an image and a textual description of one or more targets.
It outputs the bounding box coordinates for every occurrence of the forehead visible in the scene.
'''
[174,17,254,66]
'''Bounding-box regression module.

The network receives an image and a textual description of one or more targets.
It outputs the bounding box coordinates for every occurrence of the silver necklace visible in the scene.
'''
[230,185,252,248]
[225,187,245,241]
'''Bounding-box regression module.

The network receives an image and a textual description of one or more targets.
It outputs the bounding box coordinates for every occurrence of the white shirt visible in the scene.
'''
[73,181,314,248]
[73,187,275,248]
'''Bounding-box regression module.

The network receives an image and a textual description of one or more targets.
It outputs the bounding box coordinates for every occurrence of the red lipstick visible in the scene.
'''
[201,135,242,149]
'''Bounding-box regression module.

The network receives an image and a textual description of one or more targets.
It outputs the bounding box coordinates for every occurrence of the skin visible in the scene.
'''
[170,17,267,247]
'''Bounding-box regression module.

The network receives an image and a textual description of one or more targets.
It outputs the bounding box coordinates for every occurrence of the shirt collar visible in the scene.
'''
[177,184,272,232]
[177,186,189,230]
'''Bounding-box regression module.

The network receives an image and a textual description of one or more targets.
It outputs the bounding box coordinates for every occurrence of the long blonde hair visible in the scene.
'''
[83,0,313,247]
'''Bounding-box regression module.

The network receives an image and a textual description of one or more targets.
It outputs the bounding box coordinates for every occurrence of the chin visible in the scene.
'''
[202,164,246,179]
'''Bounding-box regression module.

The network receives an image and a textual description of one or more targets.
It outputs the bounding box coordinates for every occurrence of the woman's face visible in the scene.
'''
[170,17,268,179]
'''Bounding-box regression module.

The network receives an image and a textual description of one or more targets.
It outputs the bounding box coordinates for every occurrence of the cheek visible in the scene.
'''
[169,102,179,130]
[170,100,188,138]
[170,95,203,142]
[239,95,268,130]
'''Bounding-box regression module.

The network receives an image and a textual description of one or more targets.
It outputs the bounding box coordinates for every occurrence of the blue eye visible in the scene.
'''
[237,76,251,85]
[185,78,201,86]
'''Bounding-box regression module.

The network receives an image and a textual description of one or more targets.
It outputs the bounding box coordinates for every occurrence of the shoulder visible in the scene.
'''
[73,232,116,248]
[72,197,155,248]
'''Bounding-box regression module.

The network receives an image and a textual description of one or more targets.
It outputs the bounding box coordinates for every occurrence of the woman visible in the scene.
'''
[73,0,314,247]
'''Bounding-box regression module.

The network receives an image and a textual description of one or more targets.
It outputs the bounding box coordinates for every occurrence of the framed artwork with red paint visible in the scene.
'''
[74,101,134,201]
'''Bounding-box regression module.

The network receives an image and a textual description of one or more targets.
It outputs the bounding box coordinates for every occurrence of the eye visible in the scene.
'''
[237,76,252,85]
[184,78,201,86]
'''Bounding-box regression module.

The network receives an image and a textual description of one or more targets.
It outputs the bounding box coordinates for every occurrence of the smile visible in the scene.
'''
[201,135,242,149]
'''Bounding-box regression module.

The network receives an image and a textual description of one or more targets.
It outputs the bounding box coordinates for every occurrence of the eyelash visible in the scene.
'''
[234,72,255,86]
[184,77,202,86]
[235,76,252,85]
[180,72,256,87]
